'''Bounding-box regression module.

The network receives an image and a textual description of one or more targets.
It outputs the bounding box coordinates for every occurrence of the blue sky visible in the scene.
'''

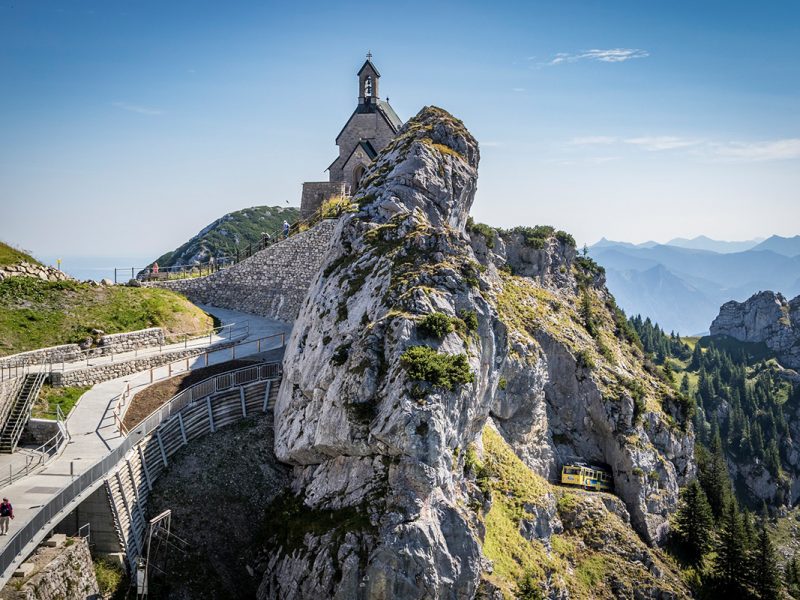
[1,0,798,261]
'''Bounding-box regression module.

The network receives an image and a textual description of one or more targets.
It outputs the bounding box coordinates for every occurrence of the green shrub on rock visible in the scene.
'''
[400,346,475,391]
[418,313,456,339]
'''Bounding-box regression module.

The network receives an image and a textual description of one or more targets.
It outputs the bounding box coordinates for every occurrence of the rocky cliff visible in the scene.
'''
[710,290,800,369]
[258,107,694,599]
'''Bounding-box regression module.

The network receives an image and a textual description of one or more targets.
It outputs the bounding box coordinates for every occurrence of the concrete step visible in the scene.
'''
[12,562,35,578]
[43,533,67,548]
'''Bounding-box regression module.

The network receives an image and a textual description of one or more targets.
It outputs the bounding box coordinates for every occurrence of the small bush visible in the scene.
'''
[418,313,455,339]
[505,225,555,249]
[400,346,475,391]
[459,309,478,332]
[573,256,606,289]
[318,195,357,219]
[498,377,508,390]
[597,340,614,363]
[331,343,351,366]
[555,230,576,247]
[575,349,595,371]
[466,217,496,249]
[94,557,126,599]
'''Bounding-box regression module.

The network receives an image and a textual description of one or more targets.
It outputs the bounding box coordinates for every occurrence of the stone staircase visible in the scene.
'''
[0,373,46,453]
[104,377,280,569]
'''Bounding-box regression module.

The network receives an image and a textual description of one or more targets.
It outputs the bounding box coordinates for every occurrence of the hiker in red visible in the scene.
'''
[0,497,13,535]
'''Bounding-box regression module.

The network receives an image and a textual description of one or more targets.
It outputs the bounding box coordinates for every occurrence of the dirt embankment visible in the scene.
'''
[122,359,258,430]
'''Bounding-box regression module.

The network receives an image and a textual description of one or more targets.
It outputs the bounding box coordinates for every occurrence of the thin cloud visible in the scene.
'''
[566,134,800,162]
[624,136,703,151]
[570,136,618,146]
[547,48,649,66]
[112,102,163,116]
[512,87,526,92]
[707,139,800,162]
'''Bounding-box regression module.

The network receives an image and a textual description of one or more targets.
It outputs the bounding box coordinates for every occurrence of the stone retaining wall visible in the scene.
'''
[0,328,166,368]
[20,419,60,446]
[49,339,239,388]
[97,327,164,353]
[0,261,72,284]
[0,345,83,368]
[0,538,100,600]
[147,219,337,322]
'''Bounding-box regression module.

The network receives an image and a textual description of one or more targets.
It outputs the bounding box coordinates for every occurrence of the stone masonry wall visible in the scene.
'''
[0,328,166,369]
[0,538,100,600]
[20,418,60,446]
[147,219,337,322]
[0,261,72,283]
[300,182,348,219]
[330,111,396,182]
[50,337,238,387]
[97,327,164,353]
[0,344,83,368]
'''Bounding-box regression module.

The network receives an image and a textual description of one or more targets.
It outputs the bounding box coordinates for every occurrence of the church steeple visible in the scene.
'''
[357,52,381,102]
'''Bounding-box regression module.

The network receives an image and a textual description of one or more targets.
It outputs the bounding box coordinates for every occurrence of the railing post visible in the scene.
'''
[206,396,215,433]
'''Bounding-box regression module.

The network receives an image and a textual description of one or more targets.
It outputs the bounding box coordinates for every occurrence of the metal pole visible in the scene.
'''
[70,461,74,478]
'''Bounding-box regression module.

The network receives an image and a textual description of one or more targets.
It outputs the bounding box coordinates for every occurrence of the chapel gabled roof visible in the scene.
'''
[334,100,403,145]
[327,140,378,172]
[357,59,381,77]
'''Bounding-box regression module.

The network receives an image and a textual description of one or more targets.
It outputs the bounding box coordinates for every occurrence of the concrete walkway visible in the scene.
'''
[0,306,290,555]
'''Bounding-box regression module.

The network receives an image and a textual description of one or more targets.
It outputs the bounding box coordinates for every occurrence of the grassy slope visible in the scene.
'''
[0,241,41,267]
[32,385,90,419]
[151,205,300,269]
[0,277,212,356]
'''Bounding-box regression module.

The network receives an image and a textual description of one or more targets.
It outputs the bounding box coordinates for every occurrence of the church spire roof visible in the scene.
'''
[357,51,381,77]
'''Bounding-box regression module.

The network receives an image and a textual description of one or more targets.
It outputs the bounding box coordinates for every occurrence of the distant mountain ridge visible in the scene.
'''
[150,205,300,269]
[589,235,800,335]
[750,234,800,257]
[665,235,761,254]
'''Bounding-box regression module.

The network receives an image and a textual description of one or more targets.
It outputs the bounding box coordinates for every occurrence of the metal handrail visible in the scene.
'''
[0,322,248,379]
[0,403,69,488]
[0,373,46,453]
[112,331,286,435]
[0,359,283,584]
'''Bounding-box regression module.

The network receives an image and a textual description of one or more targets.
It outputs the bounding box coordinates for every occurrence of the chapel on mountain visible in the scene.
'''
[300,54,403,218]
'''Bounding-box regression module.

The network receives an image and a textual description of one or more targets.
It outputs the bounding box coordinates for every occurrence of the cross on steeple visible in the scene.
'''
[366,51,372,61]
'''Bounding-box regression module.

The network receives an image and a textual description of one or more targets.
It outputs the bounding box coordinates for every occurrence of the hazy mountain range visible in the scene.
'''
[589,235,800,335]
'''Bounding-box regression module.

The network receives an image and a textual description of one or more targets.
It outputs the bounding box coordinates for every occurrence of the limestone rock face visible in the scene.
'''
[261,106,694,599]
[710,291,800,368]
[267,107,496,600]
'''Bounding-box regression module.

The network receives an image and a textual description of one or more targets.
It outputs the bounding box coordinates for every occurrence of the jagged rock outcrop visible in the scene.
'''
[259,106,694,599]
[710,290,800,369]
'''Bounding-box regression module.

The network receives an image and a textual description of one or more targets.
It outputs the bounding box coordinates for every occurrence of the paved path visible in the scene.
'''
[0,306,290,553]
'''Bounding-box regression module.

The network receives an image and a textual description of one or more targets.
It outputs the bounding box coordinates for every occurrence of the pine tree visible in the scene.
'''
[714,501,747,595]
[701,430,731,520]
[674,480,715,563]
[680,373,690,395]
[752,523,782,600]
[690,343,703,370]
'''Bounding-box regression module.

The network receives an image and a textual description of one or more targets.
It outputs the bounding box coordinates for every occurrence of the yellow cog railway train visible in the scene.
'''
[560,462,613,492]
